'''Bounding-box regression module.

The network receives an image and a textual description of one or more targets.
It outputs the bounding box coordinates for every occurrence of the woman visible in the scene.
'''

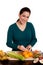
[6,7,37,51]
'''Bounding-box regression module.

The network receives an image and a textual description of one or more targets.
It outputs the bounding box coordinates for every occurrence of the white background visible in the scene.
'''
[0,0,43,52]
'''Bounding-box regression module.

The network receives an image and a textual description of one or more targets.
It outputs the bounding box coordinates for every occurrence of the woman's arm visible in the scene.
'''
[30,23,37,46]
[26,23,37,50]
[6,26,18,50]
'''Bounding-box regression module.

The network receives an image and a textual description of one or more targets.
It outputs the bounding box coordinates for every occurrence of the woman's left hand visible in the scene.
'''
[26,45,32,51]
[17,45,28,51]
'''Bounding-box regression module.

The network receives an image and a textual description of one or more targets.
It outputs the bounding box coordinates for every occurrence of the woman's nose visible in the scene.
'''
[24,18,28,21]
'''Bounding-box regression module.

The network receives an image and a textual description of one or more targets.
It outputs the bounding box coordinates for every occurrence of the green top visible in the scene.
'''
[6,22,37,51]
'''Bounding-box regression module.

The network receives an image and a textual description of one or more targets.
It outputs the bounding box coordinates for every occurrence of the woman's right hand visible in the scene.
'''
[17,45,28,51]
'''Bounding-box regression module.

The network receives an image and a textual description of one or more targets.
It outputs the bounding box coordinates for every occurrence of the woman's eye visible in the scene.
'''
[22,15,25,17]
[27,17,29,18]
[22,15,29,18]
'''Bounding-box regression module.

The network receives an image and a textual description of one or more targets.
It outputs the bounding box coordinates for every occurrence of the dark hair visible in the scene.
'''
[17,7,31,22]
[19,7,31,15]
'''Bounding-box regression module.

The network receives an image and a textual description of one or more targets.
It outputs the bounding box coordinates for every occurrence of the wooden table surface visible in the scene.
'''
[0,60,43,65]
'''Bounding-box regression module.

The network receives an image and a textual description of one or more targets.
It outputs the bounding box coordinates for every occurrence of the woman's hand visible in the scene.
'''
[17,45,28,51]
[26,45,32,51]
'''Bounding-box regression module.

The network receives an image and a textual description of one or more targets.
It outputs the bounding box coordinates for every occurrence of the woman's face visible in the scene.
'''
[19,11,30,24]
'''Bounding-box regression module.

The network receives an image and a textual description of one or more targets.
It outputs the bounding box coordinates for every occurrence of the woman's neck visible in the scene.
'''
[17,20,26,26]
